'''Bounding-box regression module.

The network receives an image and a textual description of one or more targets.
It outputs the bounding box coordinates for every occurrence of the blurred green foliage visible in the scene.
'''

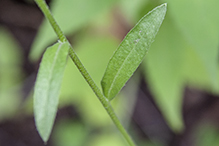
[1,0,219,145]
[144,0,219,132]
[0,27,23,121]
[195,124,219,146]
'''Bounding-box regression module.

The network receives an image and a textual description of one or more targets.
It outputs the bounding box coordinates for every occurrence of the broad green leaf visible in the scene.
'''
[101,3,167,101]
[29,0,116,61]
[34,41,69,142]
[143,12,187,132]
[183,46,212,90]
[165,0,219,90]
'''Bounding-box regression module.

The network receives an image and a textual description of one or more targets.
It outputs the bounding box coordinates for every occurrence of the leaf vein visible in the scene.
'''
[107,38,141,97]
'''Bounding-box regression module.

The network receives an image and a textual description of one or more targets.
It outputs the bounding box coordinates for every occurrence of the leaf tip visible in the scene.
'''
[157,3,167,13]
[42,136,49,144]
[159,3,167,8]
[35,121,52,143]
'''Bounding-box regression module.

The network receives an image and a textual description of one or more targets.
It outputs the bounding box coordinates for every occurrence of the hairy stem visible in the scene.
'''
[34,0,136,145]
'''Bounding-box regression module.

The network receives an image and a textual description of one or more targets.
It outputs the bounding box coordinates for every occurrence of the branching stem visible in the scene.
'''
[34,0,136,146]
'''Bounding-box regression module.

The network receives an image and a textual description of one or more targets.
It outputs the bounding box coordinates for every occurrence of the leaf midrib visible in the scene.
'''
[43,43,63,120]
[107,38,141,98]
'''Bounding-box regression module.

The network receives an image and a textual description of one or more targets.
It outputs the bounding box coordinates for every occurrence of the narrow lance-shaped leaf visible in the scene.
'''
[101,3,167,100]
[34,41,69,143]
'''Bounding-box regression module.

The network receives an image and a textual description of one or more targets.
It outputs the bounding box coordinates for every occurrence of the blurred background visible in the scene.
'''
[0,0,219,146]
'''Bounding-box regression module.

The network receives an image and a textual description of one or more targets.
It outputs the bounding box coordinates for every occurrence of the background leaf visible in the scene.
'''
[34,41,69,142]
[143,12,187,132]
[101,3,167,100]
[29,0,116,61]
[0,27,23,121]
[60,36,119,127]
[165,0,219,90]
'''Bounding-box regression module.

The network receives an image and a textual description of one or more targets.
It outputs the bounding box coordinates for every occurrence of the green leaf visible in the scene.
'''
[101,3,167,100]
[143,12,187,132]
[34,41,69,142]
[165,0,219,90]
[29,0,116,61]
[0,27,22,121]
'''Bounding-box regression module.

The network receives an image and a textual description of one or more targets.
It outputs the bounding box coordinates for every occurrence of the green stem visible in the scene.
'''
[34,0,136,146]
